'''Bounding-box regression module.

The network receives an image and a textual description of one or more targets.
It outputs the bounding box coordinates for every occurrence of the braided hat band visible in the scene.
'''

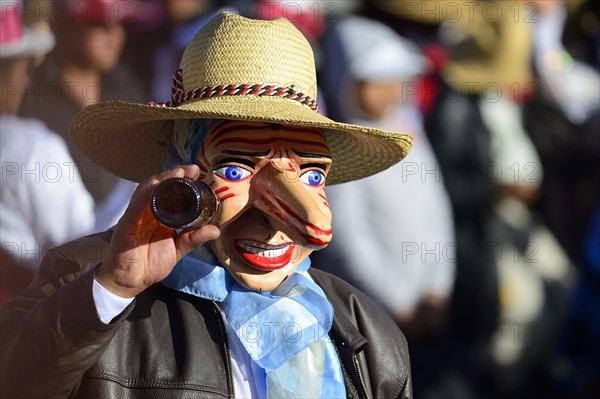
[151,69,319,112]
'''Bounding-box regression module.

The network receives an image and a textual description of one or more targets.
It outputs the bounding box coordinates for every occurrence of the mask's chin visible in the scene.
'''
[231,267,297,292]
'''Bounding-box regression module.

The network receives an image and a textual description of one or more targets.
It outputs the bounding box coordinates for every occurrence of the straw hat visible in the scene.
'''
[71,12,412,185]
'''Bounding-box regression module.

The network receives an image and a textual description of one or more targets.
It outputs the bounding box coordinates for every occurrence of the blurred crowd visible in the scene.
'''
[1,0,598,398]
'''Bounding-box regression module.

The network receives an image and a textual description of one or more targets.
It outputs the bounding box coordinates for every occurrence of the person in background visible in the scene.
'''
[525,0,600,270]
[315,15,455,339]
[0,1,94,304]
[423,1,576,396]
[123,0,227,104]
[20,0,145,231]
[525,2,600,398]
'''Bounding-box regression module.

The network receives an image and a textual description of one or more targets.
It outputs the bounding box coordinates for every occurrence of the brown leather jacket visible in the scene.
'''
[0,232,412,398]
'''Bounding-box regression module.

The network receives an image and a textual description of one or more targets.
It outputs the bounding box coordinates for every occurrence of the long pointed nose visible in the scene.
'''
[250,160,332,249]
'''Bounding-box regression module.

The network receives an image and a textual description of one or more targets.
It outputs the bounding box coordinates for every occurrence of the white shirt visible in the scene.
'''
[0,115,95,271]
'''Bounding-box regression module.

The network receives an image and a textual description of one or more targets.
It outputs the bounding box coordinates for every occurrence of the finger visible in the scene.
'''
[178,164,201,180]
[175,224,221,259]
[159,164,201,181]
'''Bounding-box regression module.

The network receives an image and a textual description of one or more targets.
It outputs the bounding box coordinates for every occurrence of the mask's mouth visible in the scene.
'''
[234,240,296,270]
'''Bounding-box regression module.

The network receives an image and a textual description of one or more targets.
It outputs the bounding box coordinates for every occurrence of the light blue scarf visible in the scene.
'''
[162,247,346,398]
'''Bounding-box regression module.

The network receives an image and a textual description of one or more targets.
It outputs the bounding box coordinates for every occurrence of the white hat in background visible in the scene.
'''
[336,15,429,82]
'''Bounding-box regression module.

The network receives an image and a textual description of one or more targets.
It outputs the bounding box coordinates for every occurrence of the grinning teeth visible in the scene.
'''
[239,242,290,258]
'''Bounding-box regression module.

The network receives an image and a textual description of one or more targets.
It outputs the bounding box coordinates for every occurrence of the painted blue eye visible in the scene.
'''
[300,170,325,186]
[214,166,251,181]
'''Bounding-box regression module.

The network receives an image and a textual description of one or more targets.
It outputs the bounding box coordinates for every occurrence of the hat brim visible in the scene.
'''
[71,96,412,185]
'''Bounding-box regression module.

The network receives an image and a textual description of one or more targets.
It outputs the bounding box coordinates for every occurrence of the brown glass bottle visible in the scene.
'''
[150,178,219,230]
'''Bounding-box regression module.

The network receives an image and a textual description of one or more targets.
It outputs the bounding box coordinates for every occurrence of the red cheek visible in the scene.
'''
[213,185,236,201]
[219,193,236,201]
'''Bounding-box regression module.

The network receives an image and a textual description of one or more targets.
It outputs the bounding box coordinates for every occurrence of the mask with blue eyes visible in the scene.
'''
[167,119,333,296]
[214,166,325,186]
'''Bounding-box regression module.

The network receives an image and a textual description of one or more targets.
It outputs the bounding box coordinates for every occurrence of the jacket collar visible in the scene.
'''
[308,269,368,354]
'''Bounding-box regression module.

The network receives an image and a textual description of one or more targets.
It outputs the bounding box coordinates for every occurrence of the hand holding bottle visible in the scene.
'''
[95,165,220,298]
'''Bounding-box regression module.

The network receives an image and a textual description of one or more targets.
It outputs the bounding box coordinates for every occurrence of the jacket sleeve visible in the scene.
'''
[0,232,133,398]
